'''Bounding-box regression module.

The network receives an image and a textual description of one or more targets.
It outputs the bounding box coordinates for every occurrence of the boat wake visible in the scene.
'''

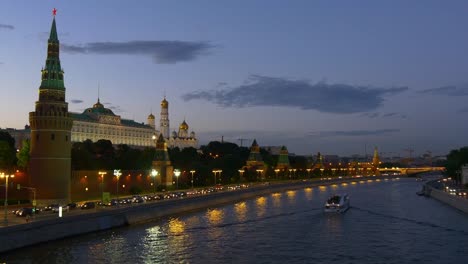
[352,206,468,234]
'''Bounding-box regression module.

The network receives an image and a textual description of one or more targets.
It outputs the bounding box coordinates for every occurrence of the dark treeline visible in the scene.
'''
[69,140,314,186]
[445,146,468,185]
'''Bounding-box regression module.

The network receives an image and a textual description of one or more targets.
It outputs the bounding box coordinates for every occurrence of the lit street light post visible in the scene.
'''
[256,169,263,181]
[190,170,195,189]
[98,171,107,202]
[151,169,158,194]
[114,169,122,201]
[212,170,217,185]
[1,172,14,226]
[174,169,181,190]
[238,169,244,183]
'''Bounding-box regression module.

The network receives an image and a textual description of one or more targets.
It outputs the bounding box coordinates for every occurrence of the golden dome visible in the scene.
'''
[161,97,168,108]
[179,120,188,130]
[93,98,104,108]
[148,113,155,119]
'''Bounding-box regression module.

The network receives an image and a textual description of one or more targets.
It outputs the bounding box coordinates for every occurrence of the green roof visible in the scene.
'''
[39,17,65,91]
[49,17,58,43]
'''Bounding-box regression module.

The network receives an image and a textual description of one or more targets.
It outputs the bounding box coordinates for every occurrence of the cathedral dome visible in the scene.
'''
[84,98,115,115]
[161,98,168,108]
[148,113,155,119]
[190,131,196,138]
[93,98,104,109]
[179,120,189,130]
[172,131,177,138]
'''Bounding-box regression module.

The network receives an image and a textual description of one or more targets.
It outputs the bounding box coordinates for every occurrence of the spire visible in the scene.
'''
[49,17,58,43]
[372,146,380,167]
[40,10,64,91]
[252,139,258,147]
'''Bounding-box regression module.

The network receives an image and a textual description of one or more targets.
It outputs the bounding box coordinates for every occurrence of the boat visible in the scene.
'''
[324,194,350,213]
[416,190,425,196]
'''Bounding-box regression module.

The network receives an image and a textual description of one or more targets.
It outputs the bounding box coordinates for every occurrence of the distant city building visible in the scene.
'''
[243,139,265,179]
[152,133,173,187]
[6,96,198,150]
[70,98,155,147]
[276,146,290,170]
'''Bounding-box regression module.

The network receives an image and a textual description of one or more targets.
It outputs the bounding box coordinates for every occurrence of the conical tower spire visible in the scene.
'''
[49,17,58,42]
[40,10,65,91]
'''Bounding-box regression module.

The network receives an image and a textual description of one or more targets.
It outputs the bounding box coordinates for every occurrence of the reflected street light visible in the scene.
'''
[174,169,181,190]
[114,169,122,201]
[190,170,195,189]
[1,172,14,226]
[151,169,158,194]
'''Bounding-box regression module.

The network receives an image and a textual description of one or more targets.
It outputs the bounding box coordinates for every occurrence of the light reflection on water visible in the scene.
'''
[255,196,267,217]
[3,178,468,264]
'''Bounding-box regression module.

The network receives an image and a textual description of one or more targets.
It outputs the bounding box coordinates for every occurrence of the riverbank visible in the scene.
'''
[0,175,400,253]
[424,180,468,213]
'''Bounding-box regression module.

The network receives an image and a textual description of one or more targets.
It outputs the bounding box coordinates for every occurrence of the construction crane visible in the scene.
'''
[237,138,252,147]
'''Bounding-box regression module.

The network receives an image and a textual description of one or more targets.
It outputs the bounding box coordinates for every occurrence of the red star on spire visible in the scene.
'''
[52,8,57,16]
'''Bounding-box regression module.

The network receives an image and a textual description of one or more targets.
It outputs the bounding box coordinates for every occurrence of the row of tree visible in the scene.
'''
[445,146,468,185]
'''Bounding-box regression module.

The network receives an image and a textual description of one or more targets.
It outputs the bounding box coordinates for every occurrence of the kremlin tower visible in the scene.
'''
[29,10,73,205]
[160,97,170,138]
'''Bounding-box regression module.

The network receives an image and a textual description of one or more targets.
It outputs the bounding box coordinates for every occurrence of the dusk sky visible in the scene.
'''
[1,1,468,156]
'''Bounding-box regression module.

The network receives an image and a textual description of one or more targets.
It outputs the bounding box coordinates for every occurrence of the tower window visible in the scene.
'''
[65,135,68,142]
[51,133,55,140]
[36,134,39,141]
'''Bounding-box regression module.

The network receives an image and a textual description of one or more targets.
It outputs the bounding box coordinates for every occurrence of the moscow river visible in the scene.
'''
[3,177,468,263]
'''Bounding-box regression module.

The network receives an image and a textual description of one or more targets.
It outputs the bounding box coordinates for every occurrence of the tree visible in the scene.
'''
[445,147,468,184]
[0,131,16,171]
[16,139,30,170]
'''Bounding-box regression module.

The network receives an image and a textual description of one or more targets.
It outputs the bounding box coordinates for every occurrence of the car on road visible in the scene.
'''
[43,204,59,211]
[52,205,69,213]
[16,208,35,217]
[80,201,96,209]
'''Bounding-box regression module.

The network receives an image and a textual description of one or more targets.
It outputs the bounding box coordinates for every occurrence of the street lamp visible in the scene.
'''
[274,169,280,179]
[238,169,245,183]
[1,172,14,226]
[151,169,158,194]
[98,171,107,202]
[190,170,195,189]
[174,169,181,190]
[114,169,122,201]
[256,169,264,181]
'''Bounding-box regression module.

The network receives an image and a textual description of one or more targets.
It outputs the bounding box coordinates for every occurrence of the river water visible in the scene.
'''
[3,177,468,263]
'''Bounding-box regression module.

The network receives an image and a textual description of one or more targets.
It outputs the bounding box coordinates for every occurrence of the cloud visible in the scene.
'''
[70,99,83,104]
[361,112,380,118]
[61,40,215,64]
[310,129,400,137]
[0,24,14,30]
[418,85,468,96]
[361,112,407,119]
[108,105,124,113]
[182,75,408,113]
